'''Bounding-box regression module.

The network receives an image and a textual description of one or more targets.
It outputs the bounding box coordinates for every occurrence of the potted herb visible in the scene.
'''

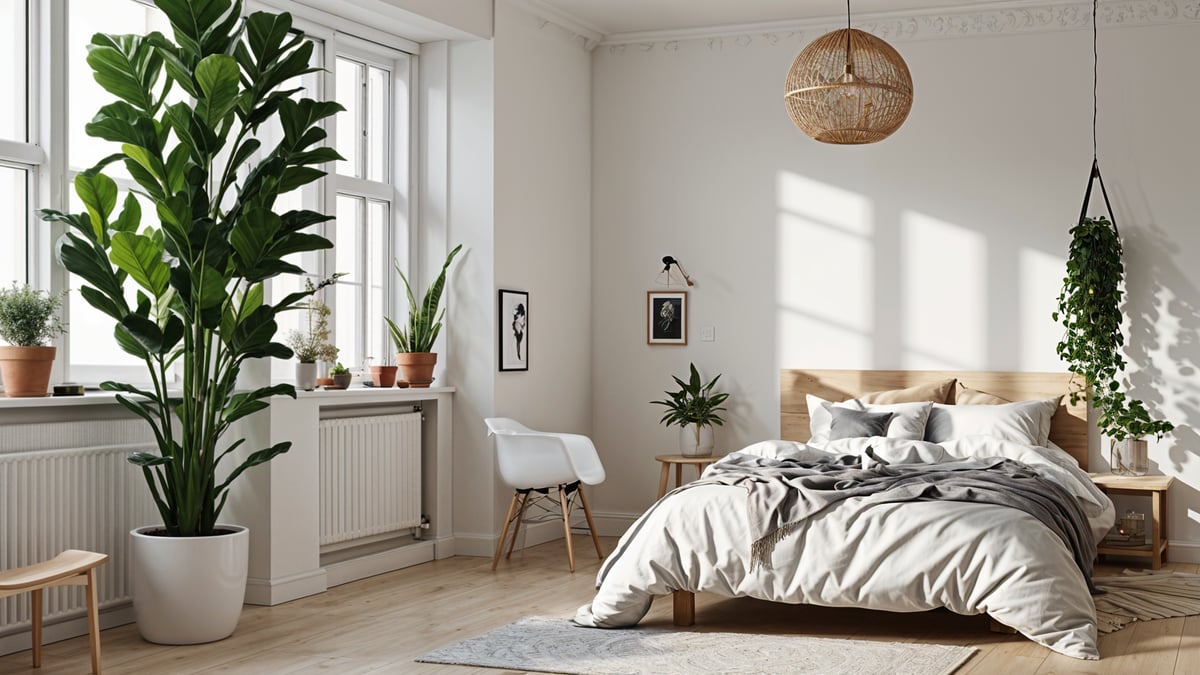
[384,244,462,387]
[1054,216,1173,475]
[40,0,340,644]
[651,362,730,457]
[0,283,67,397]
[328,362,352,389]
[286,282,339,391]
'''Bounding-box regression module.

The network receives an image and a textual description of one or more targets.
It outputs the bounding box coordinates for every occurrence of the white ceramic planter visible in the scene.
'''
[295,362,317,391]
[130,524,249,645]
[679,424,714,457]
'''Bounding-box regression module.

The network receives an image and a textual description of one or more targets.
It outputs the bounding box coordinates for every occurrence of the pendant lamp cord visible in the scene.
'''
[844,0,852,65]
[1078,0,1118,234]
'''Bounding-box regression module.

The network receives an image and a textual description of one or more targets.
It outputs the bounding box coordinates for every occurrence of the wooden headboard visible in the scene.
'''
[780,369,1089,469]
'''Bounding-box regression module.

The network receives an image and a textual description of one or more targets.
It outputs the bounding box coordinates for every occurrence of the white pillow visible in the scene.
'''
[924,397,1061,446]
[807,395,933,444]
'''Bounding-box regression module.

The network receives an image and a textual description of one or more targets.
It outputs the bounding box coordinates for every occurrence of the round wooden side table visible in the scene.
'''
[655,454,720,499]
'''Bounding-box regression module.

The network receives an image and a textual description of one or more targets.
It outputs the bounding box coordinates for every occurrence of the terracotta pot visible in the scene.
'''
[0,346,56,398]
[396,352,437,388]
[370,365,398,388]
[315,377,334,387]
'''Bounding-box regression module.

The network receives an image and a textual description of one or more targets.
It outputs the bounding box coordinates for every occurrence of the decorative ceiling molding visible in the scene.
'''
[596,0,1200,55]
[509,0,605,51]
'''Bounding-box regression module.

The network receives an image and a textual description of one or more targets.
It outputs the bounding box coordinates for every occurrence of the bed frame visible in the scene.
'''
[671,369,1090,628]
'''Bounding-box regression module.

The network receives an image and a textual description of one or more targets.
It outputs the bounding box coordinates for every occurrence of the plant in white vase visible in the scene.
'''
[651,363,730,457]
[286,282,339,391]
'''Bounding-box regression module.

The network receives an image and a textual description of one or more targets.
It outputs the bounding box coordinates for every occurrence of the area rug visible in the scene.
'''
[417,617,977,675]
[1094,569,1200,633]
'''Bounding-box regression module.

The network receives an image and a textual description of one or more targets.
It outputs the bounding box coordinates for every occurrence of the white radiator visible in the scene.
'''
[0,440,158,636]
[318,412,422,547]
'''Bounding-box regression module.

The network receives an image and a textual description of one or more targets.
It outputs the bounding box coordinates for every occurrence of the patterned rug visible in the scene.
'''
[417,617,977,675]
[1094,569,1200,633]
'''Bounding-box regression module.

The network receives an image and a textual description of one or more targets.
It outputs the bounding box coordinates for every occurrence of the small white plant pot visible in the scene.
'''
[295,362,318,391]
[130,524,249,645]
[679,424,714,457]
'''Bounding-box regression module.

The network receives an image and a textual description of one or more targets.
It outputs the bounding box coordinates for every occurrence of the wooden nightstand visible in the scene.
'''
[1090,473,1173,570]
[655,454,720,499]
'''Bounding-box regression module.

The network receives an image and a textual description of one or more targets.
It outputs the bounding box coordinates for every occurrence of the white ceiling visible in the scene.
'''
[535,0,1020,37]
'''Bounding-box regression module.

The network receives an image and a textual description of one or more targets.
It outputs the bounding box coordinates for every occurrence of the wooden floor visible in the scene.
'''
[1,539,1198,674]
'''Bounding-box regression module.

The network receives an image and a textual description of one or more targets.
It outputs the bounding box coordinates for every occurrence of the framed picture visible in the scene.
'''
[499,289,529,371]
[647,291,687,345]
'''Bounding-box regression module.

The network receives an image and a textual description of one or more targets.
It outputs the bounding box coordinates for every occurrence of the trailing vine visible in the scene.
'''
[1053,217,1173,441]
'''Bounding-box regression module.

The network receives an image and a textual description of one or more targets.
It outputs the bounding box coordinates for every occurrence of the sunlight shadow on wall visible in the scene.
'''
[899,211,985,370]
[776,172,873,367]
[1019,247,1068,368]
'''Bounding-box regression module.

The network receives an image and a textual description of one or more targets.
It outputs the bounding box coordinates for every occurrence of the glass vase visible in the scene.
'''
[1110,438,1148,476]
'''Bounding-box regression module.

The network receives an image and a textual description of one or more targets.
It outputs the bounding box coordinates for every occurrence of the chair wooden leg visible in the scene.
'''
[86,569,102,674]
[673,590,695,626]
[493,492,520,571]
[577,486,604,559]
[506,492,530,560]
[558,486,576,572]
[31,588,42,668]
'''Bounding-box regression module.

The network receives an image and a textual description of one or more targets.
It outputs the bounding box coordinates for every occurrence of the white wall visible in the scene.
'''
[590,17,1200,556]
[438,1,594,553]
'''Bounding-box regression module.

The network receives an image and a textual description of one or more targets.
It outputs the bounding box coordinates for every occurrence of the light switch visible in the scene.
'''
[700,326,715,342]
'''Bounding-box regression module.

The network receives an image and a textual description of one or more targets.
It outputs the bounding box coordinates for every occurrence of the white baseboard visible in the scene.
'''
[244,568,328,606]
[453,533,499,557]
[0,604,135,658]
[1165,540,1200,564]
[450,510,643,559]
[323,540,435,588]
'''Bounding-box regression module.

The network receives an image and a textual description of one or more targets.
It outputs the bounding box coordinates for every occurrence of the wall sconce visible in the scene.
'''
[657,256,694,287]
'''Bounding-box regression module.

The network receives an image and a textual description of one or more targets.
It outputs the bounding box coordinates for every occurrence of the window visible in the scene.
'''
[11,2,416,384]
[66,0,173,381]
[330,45,411,373]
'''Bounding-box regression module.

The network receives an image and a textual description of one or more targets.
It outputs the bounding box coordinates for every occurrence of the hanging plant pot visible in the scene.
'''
[397,352,437,388]
[0,346,56,398]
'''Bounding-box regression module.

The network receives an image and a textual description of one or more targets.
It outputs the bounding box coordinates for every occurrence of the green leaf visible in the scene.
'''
[74,173,119,236]
[111,231,170,297]
[86,34,156,112]
[194,54,241,125]
[128,451,172,467]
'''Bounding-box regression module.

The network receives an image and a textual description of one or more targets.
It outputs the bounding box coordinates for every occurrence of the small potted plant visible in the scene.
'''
[286,282,339,391]
[0,283,67,398]
[385,244,462,387]
[650,362,730,456]
[328,362,352,389]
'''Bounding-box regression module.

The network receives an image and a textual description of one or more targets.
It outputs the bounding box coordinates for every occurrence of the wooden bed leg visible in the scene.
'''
[989,617,1018,634]
[673,591,695,626]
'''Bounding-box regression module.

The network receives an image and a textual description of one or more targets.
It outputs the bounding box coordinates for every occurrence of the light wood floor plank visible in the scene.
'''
[0,537,1195,674]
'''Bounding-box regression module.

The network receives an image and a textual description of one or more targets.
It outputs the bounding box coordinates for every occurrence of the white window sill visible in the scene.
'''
[0,386,455,409]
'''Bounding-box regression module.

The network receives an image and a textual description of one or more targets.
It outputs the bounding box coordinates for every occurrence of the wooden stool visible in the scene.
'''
[0,550,108,674]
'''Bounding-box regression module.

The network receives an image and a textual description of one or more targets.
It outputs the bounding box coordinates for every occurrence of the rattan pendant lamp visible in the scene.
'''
[784,0,913,144]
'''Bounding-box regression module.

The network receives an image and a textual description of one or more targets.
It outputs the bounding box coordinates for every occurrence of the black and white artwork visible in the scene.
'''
[499,289,529,371]
[647,291,687,345]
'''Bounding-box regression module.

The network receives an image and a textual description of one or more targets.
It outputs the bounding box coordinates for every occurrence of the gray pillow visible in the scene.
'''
[824,404,895,441]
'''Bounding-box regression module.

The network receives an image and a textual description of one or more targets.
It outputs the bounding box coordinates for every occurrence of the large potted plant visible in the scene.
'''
[1054,216,1173,475]
[0,284,66,397]
[40,0,340,644]
[651,362,730,457]
[384,244,462,387]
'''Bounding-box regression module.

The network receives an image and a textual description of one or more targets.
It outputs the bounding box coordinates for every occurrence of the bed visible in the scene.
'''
[575,369,1115,660]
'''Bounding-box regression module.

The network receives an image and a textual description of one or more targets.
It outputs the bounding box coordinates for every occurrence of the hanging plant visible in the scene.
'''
[1053,216,1173,442]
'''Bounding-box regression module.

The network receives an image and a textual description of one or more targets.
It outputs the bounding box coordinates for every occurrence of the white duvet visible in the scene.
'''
[575,436,1116,660]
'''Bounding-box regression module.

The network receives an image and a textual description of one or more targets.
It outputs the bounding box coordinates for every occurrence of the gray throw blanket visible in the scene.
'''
[694,450,1098,590]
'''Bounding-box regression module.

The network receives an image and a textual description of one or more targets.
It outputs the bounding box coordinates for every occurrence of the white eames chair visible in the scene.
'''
[485,418,605,572]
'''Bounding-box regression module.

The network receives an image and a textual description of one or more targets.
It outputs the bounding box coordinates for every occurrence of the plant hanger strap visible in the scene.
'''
[1079,0,1118,236]
[1078,157,1119,235]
